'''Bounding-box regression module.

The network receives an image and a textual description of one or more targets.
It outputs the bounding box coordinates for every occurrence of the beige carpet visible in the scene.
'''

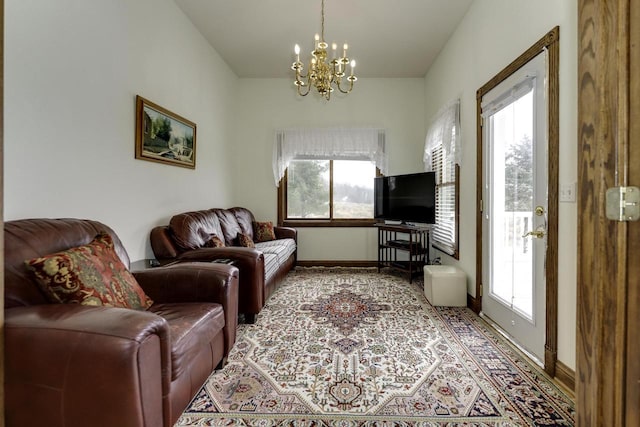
[176,267,574,426]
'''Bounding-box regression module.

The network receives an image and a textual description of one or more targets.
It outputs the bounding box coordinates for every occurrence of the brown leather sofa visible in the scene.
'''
[150,207,296,323]
[4,218,239,427]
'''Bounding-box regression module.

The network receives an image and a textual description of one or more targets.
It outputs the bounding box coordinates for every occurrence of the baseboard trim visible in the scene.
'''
[554,359,575,392]
[296,260,378,268]
[467,294,481,314]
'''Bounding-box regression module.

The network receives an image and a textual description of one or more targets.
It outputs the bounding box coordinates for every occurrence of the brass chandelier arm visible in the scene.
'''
[294,77,312,97]
[296,84,312,97]
[335,78,355,94]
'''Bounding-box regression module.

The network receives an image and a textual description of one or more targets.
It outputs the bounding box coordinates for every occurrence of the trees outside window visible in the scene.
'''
[281,159,376,226]
[504,135,533,212]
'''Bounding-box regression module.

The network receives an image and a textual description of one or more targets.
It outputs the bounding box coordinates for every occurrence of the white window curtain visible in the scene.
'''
[424,99,461,256]
[273,128,387,186]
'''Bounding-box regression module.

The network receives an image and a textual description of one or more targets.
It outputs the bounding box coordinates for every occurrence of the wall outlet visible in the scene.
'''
[560,182,577,203]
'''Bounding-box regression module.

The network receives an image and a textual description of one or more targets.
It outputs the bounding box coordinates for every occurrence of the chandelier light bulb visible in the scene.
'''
[294,44,300,55]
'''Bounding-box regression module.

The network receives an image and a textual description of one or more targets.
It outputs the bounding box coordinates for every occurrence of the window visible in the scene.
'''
[424,100,461,258]
[281,159,378,226]
[274,128,386,227]
[430,139,460,258]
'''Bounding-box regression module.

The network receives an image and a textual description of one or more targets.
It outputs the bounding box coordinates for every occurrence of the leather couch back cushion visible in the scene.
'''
[229,207,256,240]
[169,210,224,250]
[214,209,243,246]
[4,219,129,308]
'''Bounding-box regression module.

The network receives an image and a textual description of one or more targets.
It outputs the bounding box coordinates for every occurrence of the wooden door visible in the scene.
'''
[1,1,5,425]
[577,0,640,425]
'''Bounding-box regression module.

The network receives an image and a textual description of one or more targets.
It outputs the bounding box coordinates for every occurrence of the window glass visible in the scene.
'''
[333,160,375,219]
[282,159,376,224]
[286,160,330,218]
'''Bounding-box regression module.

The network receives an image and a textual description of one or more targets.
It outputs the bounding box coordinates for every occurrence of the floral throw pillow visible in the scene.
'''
[204,235,225,248]
[25,232,153,310]
[253,221,276,242]
[236,232,255,248]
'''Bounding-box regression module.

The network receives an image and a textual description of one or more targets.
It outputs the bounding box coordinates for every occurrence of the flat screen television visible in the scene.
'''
[374,172,436,224]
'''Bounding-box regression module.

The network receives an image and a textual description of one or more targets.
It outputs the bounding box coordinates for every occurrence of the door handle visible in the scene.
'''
[522,230,545,239]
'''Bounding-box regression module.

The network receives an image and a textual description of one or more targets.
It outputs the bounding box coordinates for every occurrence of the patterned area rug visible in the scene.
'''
[176,268,574,426]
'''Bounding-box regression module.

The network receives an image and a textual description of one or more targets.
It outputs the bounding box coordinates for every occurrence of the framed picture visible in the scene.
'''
[135,95,196,169]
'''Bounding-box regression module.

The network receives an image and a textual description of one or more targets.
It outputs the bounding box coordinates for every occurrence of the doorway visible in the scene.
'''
[481,52,547,362]
[476,27,559,375]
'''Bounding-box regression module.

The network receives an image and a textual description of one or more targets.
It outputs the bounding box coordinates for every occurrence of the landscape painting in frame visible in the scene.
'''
[135,95,196,169]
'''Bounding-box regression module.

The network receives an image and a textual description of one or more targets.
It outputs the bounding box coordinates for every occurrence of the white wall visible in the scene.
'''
[423,0,577,369]
[4,0,238,260]
[232,78,426,261]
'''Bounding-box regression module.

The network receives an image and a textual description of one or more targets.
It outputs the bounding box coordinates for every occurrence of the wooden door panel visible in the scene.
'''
[625,1,640,424]
[578,0,639,425]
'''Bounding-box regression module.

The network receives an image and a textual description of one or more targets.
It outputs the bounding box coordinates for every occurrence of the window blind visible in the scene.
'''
[431,139,458,255]
[424,100,460,258]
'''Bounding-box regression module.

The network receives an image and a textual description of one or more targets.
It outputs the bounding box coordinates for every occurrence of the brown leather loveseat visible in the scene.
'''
[150,207,296,323]
[4,218,239,427]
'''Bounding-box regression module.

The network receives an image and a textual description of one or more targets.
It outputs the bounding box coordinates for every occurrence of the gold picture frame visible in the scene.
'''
[135,95,196,169]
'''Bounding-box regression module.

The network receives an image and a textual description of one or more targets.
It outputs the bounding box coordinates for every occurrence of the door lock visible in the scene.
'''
[522,230,545,239]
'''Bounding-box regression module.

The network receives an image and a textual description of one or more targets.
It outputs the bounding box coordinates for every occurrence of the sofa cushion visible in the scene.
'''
[236,233,255,248]
[255,238,297,265]
[204,235,225,248]
[25,232,153,310]
[170,210,224,250]
[263,253,280,284]
[253,221,276,242]
[214,209,243,246]
[229,207,255,240]
[148,302,225,381]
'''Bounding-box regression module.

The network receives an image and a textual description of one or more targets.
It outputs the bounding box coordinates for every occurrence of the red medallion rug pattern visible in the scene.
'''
[177,268,574,426]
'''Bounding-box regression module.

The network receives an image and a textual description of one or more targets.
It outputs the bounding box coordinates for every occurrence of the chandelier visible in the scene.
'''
[291,0,356,100]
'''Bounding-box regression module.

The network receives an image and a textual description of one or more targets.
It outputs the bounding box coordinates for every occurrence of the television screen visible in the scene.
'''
[374,172,436,224]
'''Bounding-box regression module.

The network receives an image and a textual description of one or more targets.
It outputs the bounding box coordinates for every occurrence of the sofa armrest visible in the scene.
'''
[274,226,297,242]
[133,263,239,353]
[150,225,179,259]
[176,247,265,317]
[5,305,170,427]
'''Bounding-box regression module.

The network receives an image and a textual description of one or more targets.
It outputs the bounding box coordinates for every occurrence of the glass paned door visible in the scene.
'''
[489,90,535,320]
[482,52,547,362]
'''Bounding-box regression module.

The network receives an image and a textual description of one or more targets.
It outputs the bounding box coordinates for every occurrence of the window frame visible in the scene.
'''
[277,159,380,228]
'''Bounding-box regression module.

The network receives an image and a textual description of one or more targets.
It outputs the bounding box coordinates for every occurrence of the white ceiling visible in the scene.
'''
[174,0,474,78]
